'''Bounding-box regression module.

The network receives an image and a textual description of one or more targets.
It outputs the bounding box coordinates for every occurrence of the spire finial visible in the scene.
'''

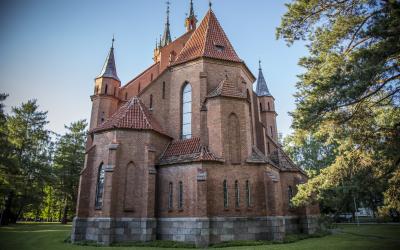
[111,34,115,49]
[259,59,261,70]
[160,1,172,47]
[166,0,170,24]
[209,0,212,9]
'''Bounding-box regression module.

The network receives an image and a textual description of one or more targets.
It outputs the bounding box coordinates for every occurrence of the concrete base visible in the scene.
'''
[71,215,319,247]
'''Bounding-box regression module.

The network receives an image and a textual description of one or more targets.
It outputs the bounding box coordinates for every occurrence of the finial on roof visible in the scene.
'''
[112,34,115,49]
[259,59,261,70]
[256,60,272,97]
[209,0,212,9]
[185,0,198,32]
[160,1,172,47]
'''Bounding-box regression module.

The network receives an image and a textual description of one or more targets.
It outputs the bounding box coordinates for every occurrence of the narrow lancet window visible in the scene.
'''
[246,180,251,207]
[162,82,166,99]
[95,164,105,208]
[178,181,183,209]
[288,186,293,208]
[150,94,153,109]
[168,182,173,210]
[235,180,240,208]
[223,180,228,209]
[181,83,192,139]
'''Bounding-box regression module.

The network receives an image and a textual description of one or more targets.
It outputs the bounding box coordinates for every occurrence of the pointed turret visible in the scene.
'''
[97,37,120,82]
[185,0,197,32]
[256,60,271,97]
[90,37,121,130]
[256,60,278,142]
[160,1,172,47]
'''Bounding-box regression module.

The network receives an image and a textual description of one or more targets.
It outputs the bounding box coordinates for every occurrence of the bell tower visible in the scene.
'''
[90,37,121,130]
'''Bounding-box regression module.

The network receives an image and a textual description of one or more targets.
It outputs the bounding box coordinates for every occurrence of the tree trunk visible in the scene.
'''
[0,191,13,225]
[61,197,68,224]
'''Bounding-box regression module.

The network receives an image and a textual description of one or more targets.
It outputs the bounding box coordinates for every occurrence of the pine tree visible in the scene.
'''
[53,120,87,224]
[277,0,400,216]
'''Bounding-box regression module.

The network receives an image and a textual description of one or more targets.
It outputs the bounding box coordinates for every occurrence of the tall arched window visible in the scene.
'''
[125,92,128,100]
[223,180,228,209]
[235,180,240,208]
[267,142,271,154]
[228,113,240,164]
[178,181,183,209]
[268,102,271,111]
[168,182,173,210]
[138,82,141,93]
[181,83,192,139]
[114,87,117,96]
[95,164,105,208]
[288,186,293,208]
[246,180,251,207]
[105,84,108,95]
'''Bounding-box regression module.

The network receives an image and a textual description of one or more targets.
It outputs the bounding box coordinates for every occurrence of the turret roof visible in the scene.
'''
[256,62,272,97]
[97,42,120,82]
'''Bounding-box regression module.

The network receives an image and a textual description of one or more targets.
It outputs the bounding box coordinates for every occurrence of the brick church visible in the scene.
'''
[72,1,319,247]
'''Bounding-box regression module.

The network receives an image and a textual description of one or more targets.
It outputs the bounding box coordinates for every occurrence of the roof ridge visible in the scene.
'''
[200,10,212,56]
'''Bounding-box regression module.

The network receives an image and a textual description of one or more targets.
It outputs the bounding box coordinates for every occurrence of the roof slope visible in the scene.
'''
[91,97,167,136]
[159,137,223,165]
[173,9,242,65]
[207,77,246,99]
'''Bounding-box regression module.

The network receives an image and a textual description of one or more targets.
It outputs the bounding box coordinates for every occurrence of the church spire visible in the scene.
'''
[256,60,272,97]
[160,1,172,47]
[185,0,197,32]
[97,37,120,82]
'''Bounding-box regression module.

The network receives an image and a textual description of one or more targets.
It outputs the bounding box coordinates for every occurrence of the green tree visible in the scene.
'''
[0,94,16,225]
[6,100,53,222]
[53,120,87,224]
[277,0,400,217]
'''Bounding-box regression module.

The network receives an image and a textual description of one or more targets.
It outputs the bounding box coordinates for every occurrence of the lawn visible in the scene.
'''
[0,223,399,250]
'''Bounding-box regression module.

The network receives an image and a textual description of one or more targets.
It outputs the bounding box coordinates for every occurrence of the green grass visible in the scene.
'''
[0,222,399,250]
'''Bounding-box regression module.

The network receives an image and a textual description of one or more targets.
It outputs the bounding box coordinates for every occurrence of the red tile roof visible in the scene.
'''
[207,78,246,99]
[91,97,168,136]
[173,9,242,65]
[159,137,223,165]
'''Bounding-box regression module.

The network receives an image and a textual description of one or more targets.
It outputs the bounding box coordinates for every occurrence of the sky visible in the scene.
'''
[0,0,308,137]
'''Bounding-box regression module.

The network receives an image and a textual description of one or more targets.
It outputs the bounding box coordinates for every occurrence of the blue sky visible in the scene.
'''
[0,0,307,137]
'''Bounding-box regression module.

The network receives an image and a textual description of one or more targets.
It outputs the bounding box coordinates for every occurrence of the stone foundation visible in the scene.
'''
[71,216,319,246]
[157,217,210,248]
[71,217,156,245]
